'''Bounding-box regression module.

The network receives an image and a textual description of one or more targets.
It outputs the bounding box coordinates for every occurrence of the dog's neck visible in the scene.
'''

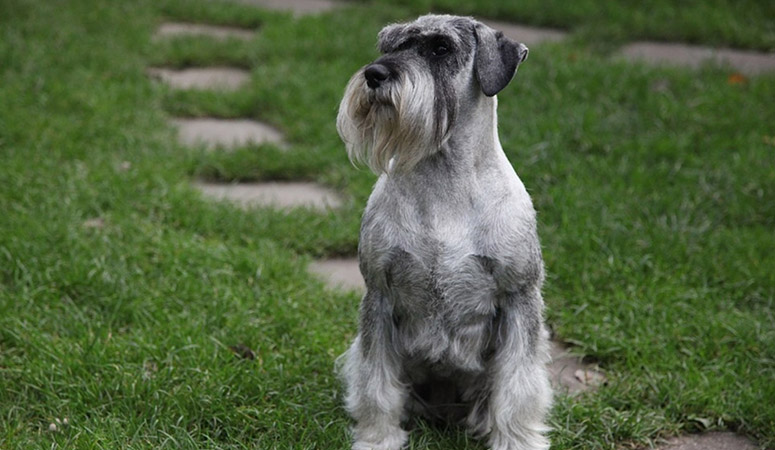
[392,94,501,182]
[445,93,501,169]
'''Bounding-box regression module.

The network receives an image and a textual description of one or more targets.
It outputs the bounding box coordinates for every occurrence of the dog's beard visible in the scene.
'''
[337,66,450,174]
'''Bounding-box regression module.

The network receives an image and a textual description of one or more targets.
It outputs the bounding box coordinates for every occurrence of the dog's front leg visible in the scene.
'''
[341,289,409,450]
[487,292,552,450]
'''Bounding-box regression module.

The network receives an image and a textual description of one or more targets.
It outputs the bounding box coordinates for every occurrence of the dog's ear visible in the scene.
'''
[474,23,528,96]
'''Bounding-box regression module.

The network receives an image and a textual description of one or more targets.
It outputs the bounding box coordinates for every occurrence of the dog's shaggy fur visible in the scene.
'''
[337,15,552,450]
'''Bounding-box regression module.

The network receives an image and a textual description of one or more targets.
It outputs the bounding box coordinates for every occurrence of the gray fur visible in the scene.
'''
[474,23,529,96]
[337,14,551,450]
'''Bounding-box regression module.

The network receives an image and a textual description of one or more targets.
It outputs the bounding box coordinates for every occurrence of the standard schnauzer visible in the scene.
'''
[336,14,552,450]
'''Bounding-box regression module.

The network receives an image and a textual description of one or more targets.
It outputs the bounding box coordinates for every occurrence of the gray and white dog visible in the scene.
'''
[336,14,552,450]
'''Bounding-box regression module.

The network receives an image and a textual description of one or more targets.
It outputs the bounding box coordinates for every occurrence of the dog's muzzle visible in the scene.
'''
[364,63,391,89]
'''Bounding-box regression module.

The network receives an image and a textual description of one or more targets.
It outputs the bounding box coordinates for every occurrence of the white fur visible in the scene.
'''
[338,336,410,449]
[337,65,443,174]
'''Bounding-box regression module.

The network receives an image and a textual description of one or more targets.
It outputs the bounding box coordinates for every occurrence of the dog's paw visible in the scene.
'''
[352,428,408,450]
[489,430,550,450]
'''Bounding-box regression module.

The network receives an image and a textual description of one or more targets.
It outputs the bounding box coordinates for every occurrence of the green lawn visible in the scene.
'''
[1,0,774,449]
[377,0,775,51]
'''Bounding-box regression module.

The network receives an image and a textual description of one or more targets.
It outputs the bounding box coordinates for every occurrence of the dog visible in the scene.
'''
[336,14,552,450]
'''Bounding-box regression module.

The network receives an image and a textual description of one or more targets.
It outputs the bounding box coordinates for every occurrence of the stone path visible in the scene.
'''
[149,2,766,448]
[153,22,256,41]
[172,118,285,150]
[147,67,250,91]
[193,181,342,211]
[548,341,606,394]
[308,258,365,292]
[479,21,774,76]
[150,16,340,211]
[481,20,567,47]
[620,42,775,76]
[233,0,340,16]
[644,432,757,450]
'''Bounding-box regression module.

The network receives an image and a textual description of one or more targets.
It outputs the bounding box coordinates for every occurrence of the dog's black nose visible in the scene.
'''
[364,64,391,89]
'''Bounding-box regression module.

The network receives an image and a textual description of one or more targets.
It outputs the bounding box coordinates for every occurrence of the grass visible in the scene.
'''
[374,0,775,51]
[1,0,774,448]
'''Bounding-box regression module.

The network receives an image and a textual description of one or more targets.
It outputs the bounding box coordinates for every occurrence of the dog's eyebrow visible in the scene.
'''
[390,34,455,54]
[394,37,418,52]
[386,28,422,52]
[423,33,455,45]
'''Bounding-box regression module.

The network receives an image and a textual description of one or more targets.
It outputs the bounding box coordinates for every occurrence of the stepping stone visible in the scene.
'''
[147,67,250,91]
[620,42,775,76]
[153,22,256,41]
[481,20,567,46]
[82,217,105,229]
[193,181,343,211]
[172,118,284,150]
[231,0,340,16]
[646,432,757,450]
[308,258,364,293]
[548,341,606,394]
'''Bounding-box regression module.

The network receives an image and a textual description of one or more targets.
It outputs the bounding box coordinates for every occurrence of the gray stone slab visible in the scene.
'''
[193,181,343,211]
[481,20,567,46]
[147,67,250,90]
[620,42,775,75]
[231,0,340,16]
[548,341,606,395]
[82,217,105,229]
[153,22,256,41]
[172,118,284,149]
[308,258,364,293]
[648,432,757,450]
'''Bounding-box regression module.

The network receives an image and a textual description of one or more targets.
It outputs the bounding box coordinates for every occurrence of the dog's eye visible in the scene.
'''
[431,43,450,57]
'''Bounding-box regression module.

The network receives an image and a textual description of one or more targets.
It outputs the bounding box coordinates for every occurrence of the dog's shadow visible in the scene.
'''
[403,417,487,449]
[401,382,488,449]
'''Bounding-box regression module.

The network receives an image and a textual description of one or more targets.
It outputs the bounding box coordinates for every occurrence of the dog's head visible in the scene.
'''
[336,15,528,174]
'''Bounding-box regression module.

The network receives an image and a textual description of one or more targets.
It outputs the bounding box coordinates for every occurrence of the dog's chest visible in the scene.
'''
[379,221,502,373]
[360,168,539,372]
